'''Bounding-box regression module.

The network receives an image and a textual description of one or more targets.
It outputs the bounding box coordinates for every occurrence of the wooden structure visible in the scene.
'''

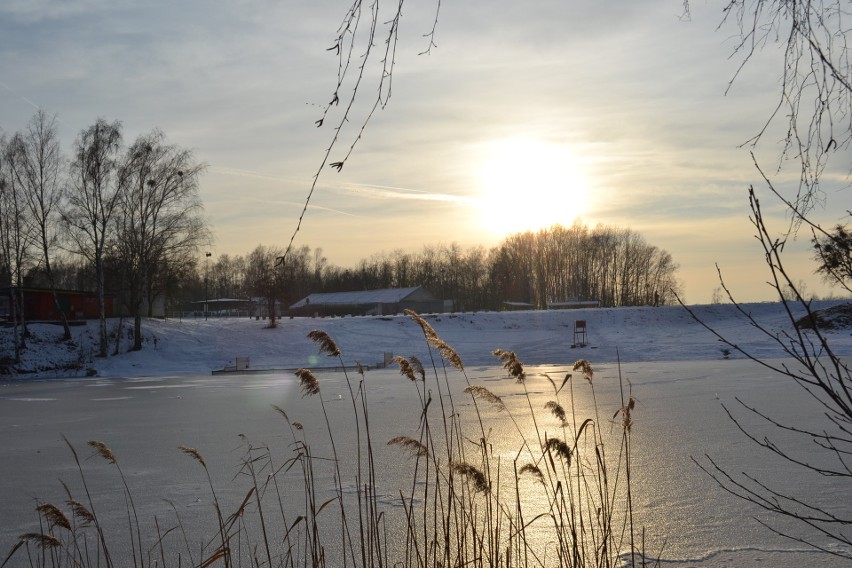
[0,287,114,322]
[573,320,588,347]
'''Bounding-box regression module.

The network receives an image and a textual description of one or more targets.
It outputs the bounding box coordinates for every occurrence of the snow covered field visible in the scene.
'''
[1,301,851,566]
[6,300,852,378]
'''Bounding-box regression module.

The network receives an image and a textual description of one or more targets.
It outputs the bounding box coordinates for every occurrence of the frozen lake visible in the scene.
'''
[1,358,850,566]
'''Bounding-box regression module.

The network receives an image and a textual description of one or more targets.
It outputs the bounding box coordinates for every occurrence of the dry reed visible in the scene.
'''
[428,336,464,370]
[404,309,439,340]
[544,436,572,464]
[7,311,651,568]
[307,329,340,356]
[394,356,418,381]
[464,385,506,411]
[65,499,95,525]
[492,348,526,382]
[35,503,71,531]
[387,436,430,458]
[519,463,544,484]
[295,367,320,396]
[573,358,594,382]
[449,461,490,493]
[545,400,567,423]
[87,440,116,464]
[18,533,61,549]
[178,445,207,468]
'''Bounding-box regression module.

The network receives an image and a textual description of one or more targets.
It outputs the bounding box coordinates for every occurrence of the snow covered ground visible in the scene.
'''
[6,300,852,378]
[2,301,852,567]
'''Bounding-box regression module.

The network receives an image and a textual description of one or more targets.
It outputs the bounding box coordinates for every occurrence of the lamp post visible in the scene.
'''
[205,252,212,320]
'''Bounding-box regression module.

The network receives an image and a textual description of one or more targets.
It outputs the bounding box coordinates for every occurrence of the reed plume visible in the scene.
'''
[295,368,320,396]
[66,499,95,526]
[36,503,71,531]
[573,359,594,382]
[449,461,489,493]
[545,400,567,423]
[614,397,636,431]
[403,309,463,369]
[17,533,61,549]
[404,309,438,340]
[519,463,544,484]
[429,336,464,370]
[394,356,417,381]
[464,385,505,411]
[408,356,426,381]
[272,405,290,421]
[307,330,340,357]
[544,437,572,465]
[492,349,525,382]
[87,440,116,464]
[178,446,207,468]
[387,436,430,458]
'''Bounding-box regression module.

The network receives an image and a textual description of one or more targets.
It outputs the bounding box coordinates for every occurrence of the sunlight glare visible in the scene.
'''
[475,138,591,236]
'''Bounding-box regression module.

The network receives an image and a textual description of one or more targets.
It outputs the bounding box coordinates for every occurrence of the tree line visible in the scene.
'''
[1,111,682,358]
[190,222,682,320]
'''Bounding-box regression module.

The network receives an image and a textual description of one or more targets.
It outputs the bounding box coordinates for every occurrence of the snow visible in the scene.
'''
[2,300,852,567]
[5,300,851,378]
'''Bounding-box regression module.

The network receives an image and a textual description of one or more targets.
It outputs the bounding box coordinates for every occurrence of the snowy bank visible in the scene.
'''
[5,300,852,379]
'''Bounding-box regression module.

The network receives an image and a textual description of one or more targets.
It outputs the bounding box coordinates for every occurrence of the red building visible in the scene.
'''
[0,287,114,322]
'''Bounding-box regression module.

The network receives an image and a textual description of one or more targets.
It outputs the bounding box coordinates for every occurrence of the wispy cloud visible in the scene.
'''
[342,182,475,205]
[211,166,309,185]
[0,80,43,114]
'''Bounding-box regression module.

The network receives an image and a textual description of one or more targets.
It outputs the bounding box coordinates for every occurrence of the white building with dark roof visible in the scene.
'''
[289,286,442,316]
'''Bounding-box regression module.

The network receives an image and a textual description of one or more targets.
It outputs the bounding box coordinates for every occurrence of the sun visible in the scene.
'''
[474,137,592,236]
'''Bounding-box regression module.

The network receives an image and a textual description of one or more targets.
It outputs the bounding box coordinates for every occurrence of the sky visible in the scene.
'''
[1,0,851,303]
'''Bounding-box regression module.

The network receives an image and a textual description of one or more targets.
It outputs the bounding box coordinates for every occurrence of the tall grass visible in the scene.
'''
[2,311,654,567]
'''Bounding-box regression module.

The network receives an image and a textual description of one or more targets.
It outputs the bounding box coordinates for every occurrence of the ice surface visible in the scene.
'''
[1,301,851,566]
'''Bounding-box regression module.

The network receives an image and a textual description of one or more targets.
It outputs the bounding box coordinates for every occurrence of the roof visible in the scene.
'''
[290,286,426,309]
[547,300,600,308]
[191,298,254,305]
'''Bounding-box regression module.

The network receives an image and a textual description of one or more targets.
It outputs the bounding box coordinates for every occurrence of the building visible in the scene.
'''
[289,286,442,317]
[0,287,115,322]
[187,298,257,318]
[547,300,600,309]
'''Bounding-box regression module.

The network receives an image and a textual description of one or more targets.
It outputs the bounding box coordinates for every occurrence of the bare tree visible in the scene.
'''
[8,111,72,340]
[0,135,36,361]
[64,118,123,357]
[245,244,285,327]
[721,0,852,213]
[685,188,852,560]
[209,253,248,299]
[114,130,208,351]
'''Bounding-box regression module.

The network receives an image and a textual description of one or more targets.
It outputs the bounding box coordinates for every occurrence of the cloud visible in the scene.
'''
[342,182,475,205]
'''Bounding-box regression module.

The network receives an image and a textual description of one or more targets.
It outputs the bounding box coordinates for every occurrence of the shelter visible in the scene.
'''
[0,287,114,322]
[502,301,535,311]
[189,298,256,318]
[289,286,442,317]
[547,300,600,309]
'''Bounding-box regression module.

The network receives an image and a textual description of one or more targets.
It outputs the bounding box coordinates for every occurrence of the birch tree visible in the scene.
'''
[10,111,71,340]
[114,130,208,350]
[64,118,123,357]
[0,136,36,361]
